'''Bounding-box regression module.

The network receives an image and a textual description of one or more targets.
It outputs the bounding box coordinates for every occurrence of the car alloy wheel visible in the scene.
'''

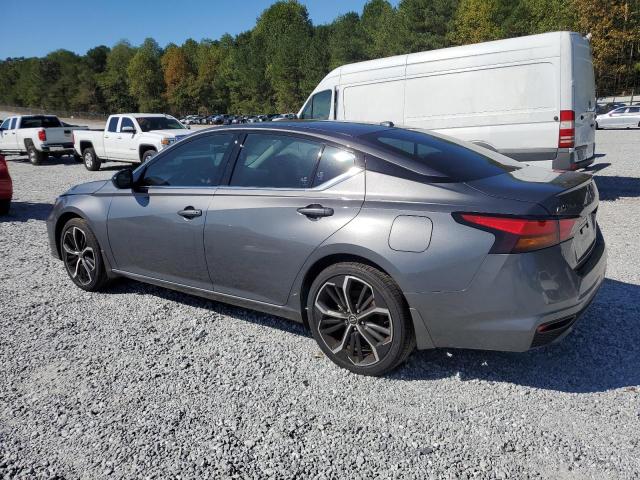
[84,151,94,169]
[62,226,96,286]
[314,275,393,367]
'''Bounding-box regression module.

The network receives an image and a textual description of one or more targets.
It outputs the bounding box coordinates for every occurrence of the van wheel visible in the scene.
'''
[142,149,157,163]
[307,262,415,376]
[27,145,46,165]
[83,147,101,171]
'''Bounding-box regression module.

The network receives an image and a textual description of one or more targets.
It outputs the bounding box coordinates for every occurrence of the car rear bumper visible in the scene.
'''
[40,142,75,154]
[554,145,595,170]
[0,179,12,200]
[406,228,607,352]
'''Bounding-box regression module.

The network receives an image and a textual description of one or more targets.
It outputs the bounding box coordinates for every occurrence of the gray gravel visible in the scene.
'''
[1,129,639,479]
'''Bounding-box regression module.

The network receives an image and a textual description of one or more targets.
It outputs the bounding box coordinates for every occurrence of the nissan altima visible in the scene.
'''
[47,122,606,376]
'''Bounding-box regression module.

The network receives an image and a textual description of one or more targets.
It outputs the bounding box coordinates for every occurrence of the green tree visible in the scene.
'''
[99,41,137,111]
[449,0,510,44]
[397,0,458,52]
[361,0,403,58]
[127,38,165,111]
[327,12,368,69]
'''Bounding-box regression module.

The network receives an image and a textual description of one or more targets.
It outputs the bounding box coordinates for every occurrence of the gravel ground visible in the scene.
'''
[1,129,639,479]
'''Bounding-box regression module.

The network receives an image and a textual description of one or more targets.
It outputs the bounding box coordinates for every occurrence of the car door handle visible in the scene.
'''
[297,204,334,218]
[177,207,202,219]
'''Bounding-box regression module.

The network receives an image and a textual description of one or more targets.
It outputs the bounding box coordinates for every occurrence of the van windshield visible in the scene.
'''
[361,129,520,182]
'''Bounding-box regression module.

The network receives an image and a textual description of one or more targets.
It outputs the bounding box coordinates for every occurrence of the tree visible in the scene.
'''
[361,0,403,58]
[327,12,368,69]
[449,0,510,44]
[127,38,165,111]
[99,41,137,112]
[397,0,458,52]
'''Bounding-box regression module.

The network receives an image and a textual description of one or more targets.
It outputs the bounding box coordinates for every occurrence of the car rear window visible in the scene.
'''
[19,116,62,128]
[361,129,519,182]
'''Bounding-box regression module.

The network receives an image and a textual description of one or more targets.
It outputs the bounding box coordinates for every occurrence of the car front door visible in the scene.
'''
[117,116,140,161]
[204,132,365,305]
[103,116,121,159]
[605,107,626,127]
[623,106,640,127]
[107,132,236,290]
[0,118,16,151]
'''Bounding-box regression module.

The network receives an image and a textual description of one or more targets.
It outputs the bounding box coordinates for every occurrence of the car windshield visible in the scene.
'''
[362,128,520,182]
[136,116,185,132]
[20,116,62,128]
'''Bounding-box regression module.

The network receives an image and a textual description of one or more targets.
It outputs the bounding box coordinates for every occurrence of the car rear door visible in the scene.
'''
[204,132,365,305]
[623,106,640,127]
[107,132,236,290]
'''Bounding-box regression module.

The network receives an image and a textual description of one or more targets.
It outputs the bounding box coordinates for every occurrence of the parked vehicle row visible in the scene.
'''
[0,115,88,165]
[178,113,297,125]
[73,113,193,171]
[47,121,606,376]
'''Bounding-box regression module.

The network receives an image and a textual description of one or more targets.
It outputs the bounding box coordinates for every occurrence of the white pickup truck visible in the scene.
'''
[0,115,88,165]
[73,113,193,171]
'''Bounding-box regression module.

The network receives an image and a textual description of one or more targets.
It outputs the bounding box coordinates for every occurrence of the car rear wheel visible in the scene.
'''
[27,145,46,165]
[60,218,109,291]
[0,199,10,215]
[83,147,101,171]
[307,262,415,376]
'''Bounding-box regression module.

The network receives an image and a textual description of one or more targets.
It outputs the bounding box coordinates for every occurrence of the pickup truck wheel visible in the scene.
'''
[27,145,46,165]
[83,148,101,171]
[142,150,157,163]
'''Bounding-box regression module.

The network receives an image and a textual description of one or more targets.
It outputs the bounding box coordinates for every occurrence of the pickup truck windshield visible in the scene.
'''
[136,117,185,132]
[20,116,62,128]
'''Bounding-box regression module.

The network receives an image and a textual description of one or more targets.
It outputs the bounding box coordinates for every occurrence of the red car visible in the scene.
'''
[0,154,12,215]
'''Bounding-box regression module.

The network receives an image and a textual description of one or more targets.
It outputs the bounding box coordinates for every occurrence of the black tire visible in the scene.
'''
[60,218,109,291]
[82,147,101,171]
[142,149,157,163]
[307,262,415,376]
[0,199,10,215]
[27,145,46,165]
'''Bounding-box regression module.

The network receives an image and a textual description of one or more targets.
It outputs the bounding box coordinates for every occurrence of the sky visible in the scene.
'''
[1,0,400,59]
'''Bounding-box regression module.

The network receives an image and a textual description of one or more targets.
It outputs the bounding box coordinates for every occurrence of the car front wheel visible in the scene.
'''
[83,148,101,171]
[307,262,415,376]
[60,218,109,291]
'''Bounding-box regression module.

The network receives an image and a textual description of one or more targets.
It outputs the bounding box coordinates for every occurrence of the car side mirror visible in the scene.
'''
[121,126,136,134]
[112,168,134,189]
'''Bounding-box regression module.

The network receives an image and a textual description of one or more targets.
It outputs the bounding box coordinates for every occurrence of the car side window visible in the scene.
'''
[611,108,625,114]
[230,134,322,189]
[627,106,640,113]
[107,117,119,132]
[0,119,10,130]
[119,117,135,132]
[142,134,234,187]
[313,146,356,187]
[9,118,17,129]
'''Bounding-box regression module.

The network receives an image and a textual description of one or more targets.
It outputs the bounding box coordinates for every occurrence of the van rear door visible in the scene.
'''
[572,36,596,163]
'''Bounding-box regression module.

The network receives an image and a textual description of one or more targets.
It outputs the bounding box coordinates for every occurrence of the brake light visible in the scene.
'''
[38,129,47,142]
[558,110,574,148]
[455,213,579,253]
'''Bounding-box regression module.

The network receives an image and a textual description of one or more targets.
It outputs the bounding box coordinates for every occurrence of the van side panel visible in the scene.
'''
[343,80,405,124]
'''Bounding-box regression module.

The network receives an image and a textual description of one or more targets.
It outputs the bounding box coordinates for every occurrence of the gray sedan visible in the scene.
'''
[596,105,640,129]
[46,122,606,376]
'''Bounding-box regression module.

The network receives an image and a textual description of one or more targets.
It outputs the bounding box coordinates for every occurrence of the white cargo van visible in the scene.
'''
[298,31,596,170]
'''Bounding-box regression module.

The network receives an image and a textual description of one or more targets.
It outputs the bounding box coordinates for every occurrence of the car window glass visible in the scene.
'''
[119,117,135,132]
[107,117,119,132]
[300,100,313,119]
[230,134,322,188]
[363,129,519,182]
[19,116,62,128]
[142,134,234,187]
[313,146,356,187]
[627,106,640,113]
[611,108,625,114]
[10,118,17,129]
[0,119,9,130]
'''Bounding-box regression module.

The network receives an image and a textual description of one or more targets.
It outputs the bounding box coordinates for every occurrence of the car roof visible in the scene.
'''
[210,120,390,139]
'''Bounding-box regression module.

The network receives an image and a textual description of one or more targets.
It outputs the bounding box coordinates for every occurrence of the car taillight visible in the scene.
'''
[455,213,579,253]
[38,129,47,142]
[0,155,8,179]
[558,110,574,148]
